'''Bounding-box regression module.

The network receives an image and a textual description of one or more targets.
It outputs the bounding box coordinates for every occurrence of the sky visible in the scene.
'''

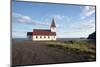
[12,0,96,38]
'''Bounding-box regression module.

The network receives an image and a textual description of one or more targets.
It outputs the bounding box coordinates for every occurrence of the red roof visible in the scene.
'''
[33,29,56,35]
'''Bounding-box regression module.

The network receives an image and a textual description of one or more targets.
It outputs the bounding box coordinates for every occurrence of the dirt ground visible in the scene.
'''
[12,39,95,66]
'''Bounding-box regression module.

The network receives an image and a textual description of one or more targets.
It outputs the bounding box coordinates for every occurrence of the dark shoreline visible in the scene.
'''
[12,38,94,41]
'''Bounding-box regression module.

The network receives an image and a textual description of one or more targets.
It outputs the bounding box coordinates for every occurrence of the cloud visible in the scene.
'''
[71,19,95,30]
[12,12,22,17]
[13,12,50,26]
[54,15,65,20]
[51,14,71,28]
[13,30,27,33]
[80,6,95,19]
[69,19,95,36]
[17,15,31,23]
[12,12,31,23]
[32,21,50,26]
[53,15,70,21]
[61,18,95,38]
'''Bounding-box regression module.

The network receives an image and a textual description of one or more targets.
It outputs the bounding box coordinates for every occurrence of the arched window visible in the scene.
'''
[36,36,38,38]
[40,36,42,38]
[48,36,49,38]
[44,36,46,38]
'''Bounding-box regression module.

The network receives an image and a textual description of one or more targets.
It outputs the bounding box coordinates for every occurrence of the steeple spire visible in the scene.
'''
[50,18,56,32]
[51,18,56,27]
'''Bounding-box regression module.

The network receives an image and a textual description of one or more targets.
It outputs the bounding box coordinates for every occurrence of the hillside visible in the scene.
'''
[88,32,96,40]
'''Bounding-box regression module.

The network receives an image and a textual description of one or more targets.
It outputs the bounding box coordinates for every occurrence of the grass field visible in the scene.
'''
[12,39,96,66]
[47,40,96,59]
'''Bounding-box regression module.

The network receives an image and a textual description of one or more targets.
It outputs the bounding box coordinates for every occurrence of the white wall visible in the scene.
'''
[32,35,56,41]
[51,27,56,32]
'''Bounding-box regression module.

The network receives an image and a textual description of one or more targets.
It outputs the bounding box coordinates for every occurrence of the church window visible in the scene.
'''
[44,36,46,38]
[36,36,38,38]
[40,36,42,38]
[48,36,49,38]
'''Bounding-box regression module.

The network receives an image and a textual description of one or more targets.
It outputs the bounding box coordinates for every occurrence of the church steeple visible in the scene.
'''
[50,18,56,32]
[51,18,56,27]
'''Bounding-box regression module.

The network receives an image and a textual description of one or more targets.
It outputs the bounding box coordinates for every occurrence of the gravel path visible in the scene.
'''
[12,40,93,66]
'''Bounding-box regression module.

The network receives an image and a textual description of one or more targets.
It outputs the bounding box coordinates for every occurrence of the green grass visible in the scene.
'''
[47,40,96,59]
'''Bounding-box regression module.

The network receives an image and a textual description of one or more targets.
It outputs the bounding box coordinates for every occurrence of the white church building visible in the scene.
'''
[27,18,56,41]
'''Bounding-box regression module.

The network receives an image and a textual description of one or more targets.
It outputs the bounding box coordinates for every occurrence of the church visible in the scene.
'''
[27,18,56,41]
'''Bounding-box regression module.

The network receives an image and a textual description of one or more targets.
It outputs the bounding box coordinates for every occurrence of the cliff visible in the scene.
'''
[88,32,96,40]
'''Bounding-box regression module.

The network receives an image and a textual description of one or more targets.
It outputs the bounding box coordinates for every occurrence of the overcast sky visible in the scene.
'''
[12,1,96,38]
